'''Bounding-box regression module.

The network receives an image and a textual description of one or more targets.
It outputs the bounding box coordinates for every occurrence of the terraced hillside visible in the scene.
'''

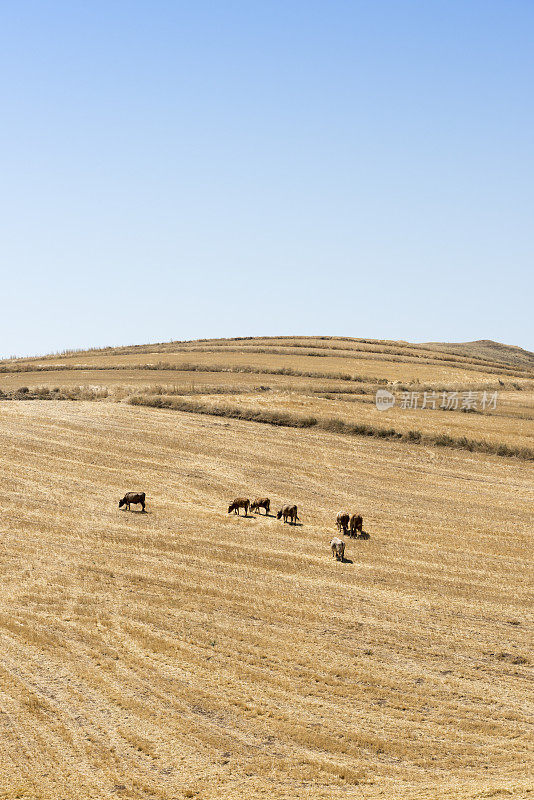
[0,337,532,799]
[2,336,533,458]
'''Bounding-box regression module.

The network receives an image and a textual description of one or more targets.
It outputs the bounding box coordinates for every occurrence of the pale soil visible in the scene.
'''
[0,400,532,799]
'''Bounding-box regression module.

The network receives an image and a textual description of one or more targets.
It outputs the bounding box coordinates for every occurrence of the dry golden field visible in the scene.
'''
[0,337,532,799]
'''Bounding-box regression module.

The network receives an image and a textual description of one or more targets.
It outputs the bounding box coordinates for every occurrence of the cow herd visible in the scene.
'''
[227,497,300,525]
[227,496,367,563]
[118,491,366,564]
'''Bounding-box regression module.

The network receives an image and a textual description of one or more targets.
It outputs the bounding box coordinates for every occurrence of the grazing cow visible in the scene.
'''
[349,514,363,537]
[336,512,350,535]
[330,537,345,561]
[228,497,250,516]
[276,504,299,524]
[119,492,146,512]
[250,497,270,515]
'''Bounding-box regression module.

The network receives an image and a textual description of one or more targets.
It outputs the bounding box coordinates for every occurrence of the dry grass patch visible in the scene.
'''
[129,394,534,460]
[0,336,532,799]
[0,400,532,799]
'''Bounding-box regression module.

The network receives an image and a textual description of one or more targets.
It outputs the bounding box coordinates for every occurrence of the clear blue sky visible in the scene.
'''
[1,1,533,358]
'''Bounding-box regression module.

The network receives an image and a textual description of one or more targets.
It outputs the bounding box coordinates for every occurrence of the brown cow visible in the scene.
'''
[276,505,299,524]
[336,511,350,535]
[228,497,250,516]
[250,497,270,515]
[119,492,146,512]
[330,537,345,561]
[349,514,363,537]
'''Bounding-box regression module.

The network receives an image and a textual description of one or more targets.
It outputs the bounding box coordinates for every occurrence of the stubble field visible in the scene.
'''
[0,337,532,799]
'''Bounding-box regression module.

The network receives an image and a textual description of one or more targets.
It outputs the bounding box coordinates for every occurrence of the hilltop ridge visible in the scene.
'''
[3,336,533,374]
[422,339,534,368]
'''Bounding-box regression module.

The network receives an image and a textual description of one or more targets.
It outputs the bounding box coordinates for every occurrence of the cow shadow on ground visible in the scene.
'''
[341,557,354,564]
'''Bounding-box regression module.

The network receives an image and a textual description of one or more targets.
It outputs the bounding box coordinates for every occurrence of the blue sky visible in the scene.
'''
[1,1,533,357]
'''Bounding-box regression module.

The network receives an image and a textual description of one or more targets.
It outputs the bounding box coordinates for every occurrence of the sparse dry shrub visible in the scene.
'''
[0,360,386,384]
[407,429,422,441]
[138,383,250,397]
[1,385,109,401]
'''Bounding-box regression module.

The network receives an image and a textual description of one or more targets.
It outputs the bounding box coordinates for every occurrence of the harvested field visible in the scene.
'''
[136,389,532,452]
[0,337,532,798]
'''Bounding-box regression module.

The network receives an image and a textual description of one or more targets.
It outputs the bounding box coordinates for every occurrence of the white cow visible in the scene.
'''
[330,537,345,561]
